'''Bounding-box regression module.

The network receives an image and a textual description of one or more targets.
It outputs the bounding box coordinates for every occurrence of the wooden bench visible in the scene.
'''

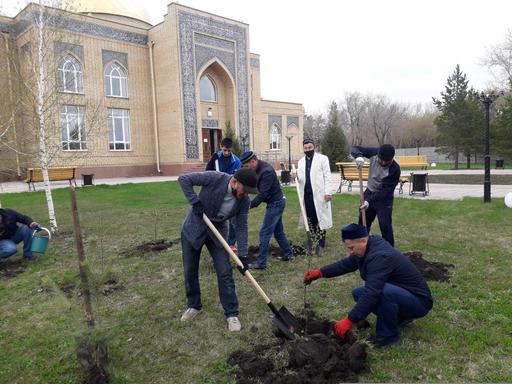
[335,162,408,194]
[25,167,77,191]
[395,155,428,169]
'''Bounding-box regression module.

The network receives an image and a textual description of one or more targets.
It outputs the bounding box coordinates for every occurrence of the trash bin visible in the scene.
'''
[409,172,429,196]
[82,174,94,186]
[496,159,504,169]
[281,170,291,184]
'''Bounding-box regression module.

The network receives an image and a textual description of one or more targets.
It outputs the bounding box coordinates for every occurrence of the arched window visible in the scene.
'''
[270,123,281,150]
[200,75,217,102]
[57,55,83,93]
[105,62,128,97]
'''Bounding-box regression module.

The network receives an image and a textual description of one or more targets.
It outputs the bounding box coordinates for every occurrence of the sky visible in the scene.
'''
[2,0,511,114]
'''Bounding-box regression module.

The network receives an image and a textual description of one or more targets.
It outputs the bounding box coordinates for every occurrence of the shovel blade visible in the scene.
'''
[273,305,302,339]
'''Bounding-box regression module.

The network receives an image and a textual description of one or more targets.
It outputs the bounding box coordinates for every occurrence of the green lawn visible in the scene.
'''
[421,162,510,170]
[428,174,512,184]
[1,182,512,383]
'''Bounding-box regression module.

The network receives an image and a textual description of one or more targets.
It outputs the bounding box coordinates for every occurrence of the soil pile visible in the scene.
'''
[120,238,178,257]
[76,338,110,384]
[0,260,26,280]
[403,251,454,282]
[228,310,367,383]
[246,243,307,263]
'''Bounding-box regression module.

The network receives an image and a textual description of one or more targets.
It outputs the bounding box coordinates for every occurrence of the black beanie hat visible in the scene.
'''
[341,223,369,240]
[233,168,259,194]
[378,144,395,161]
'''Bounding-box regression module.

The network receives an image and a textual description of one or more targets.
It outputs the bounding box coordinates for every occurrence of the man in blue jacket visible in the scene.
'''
[304,223,433,348]
[178,168,258,332]
[0,208,41,261]
[206,137,241,247]
[240,151,293,269]
[351,144,400,246]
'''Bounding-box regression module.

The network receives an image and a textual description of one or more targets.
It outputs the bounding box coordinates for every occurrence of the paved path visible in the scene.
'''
[1,170,511,201]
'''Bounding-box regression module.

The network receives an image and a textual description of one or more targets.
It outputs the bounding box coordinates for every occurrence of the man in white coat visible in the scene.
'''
[294,139,333,254]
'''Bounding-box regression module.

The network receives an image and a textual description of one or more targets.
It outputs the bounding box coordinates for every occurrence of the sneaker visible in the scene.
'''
[227,316,241,332]
[248,263,266,270]
[180,308,202,321]
[368,334,402,348]
[277,256,291,262]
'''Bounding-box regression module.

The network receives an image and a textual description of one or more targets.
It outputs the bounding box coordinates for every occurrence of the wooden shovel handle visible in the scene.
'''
[357,166,367,227]
[202,214,272,305]
[291,164,310,232]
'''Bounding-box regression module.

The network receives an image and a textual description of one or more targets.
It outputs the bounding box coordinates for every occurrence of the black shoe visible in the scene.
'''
[277,256,293,261]
[398,318,414,327]
[368,334,402,348]
[23,254,37,261]
[248,263,266,270]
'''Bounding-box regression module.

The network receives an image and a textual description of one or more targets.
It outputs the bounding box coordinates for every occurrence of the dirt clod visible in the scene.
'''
[404,251,454,282]
[228,310,367,383]
[120,238,178,257]
[0,260,26,280]
[76,339,110,384]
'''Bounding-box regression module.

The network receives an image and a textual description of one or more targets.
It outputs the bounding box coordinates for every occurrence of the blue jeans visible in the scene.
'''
[257,198,293,267]
[181,231,239,317]
[0,225,33,259]
[352,283,430,338]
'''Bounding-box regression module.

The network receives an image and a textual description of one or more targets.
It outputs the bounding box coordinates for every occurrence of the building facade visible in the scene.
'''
[0,2,304,179]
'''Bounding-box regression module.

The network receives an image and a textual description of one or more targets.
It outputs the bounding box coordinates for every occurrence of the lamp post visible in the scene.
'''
[241,135,247,153]
[476,91,501,203]
[416,139,420,156]
[285,135,293,171]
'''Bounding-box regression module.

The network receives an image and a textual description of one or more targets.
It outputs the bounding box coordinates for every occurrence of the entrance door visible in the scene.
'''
[202,129,223,162]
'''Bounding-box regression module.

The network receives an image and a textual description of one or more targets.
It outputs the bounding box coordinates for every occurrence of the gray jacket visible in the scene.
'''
[178,171,250,257]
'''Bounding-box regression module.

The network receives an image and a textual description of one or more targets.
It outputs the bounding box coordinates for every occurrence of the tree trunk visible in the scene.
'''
[454,150,459,169]
[36,1,58,233]
[466,154,471,169]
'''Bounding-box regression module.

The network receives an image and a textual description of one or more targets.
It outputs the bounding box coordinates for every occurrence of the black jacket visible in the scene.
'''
[320,236,433,322]
[0,208,34,240]
[250,160,283,208]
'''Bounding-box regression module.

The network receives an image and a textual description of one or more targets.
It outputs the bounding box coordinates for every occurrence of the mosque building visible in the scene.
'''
[0,1,304,179]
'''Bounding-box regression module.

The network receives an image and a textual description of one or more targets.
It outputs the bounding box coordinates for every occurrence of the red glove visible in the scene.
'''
[334,316,353,336]
[303,269,322,285]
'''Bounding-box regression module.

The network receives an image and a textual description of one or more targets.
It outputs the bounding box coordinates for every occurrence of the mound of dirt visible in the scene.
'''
[403,251,454,282]
[228,310,367,383]
[246,243,307,263]
[120,238,179,257]
[0,260,26,280]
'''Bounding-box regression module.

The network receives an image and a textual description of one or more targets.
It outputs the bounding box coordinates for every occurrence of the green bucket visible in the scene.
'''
[30,227,51,254]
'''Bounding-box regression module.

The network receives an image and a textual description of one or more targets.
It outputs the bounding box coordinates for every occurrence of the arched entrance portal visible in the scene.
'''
[197,61,236,162]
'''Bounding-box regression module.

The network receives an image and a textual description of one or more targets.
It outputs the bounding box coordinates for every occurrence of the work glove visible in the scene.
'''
[334,316,353,336]
[355,157,365,167]
[192,201,206,217]
[303,269,322,285]
[359,201,369,210]
[30,222,42,231]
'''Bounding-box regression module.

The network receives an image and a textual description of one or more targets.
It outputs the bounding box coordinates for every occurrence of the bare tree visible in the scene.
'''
[339,91,370,146]
[482,30,512,90]
[367,95,405,145]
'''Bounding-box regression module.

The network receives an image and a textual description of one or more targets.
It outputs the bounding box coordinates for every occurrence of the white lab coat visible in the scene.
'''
[297,152,333,230]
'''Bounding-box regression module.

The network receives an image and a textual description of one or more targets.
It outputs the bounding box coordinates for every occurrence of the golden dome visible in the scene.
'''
[76,0,152,24]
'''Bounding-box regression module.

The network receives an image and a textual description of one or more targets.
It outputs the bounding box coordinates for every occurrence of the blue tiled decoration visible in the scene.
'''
[53,41,84,62]
[102,50,128,69]
[202,119,219,129]
[178,10,250,159]
[269,115,282,132]
[287,116,299,127]
[250,57,260,69]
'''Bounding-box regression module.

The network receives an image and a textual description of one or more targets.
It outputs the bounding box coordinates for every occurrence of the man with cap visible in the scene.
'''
[206,137,242,248]
[178,168,258,332]
[293,139,333,254]
[240,151,293,269]
[351,144,400,246]
[303,223,433,348]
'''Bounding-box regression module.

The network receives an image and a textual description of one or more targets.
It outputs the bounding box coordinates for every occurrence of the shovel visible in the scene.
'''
[357,165,367,228]
[202,214,301,339]
[291,164,313,251]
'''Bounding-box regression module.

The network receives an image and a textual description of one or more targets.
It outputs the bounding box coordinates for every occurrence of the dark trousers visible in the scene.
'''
[304,191,326,247]
[352,283,430,338]
[359,189,394,246]
[181,232,239,317]
[227,219,236,246]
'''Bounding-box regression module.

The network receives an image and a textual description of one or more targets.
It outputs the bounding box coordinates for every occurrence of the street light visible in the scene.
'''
[475,90,502,203]
[241,134,247,152]
[416,139,420,156]
[285,135,293,171]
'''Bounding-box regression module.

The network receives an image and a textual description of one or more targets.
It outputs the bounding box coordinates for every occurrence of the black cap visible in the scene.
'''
[378,144,395,161]
[240,151,257,165]
[233,168,259,194]
[303,138,315,145]
[341,223,369,240]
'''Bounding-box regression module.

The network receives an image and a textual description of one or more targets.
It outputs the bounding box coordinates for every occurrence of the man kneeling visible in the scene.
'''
[304,223,433,347]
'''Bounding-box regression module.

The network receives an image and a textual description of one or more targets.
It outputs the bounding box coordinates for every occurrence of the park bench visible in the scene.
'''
[336,162,408,194]
[395,155,428,169]
[25,167,77,191]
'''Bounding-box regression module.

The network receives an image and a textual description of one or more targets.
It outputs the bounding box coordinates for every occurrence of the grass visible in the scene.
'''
[428,174,512,184]
[422,162,510,170]
[1,182,512,383]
